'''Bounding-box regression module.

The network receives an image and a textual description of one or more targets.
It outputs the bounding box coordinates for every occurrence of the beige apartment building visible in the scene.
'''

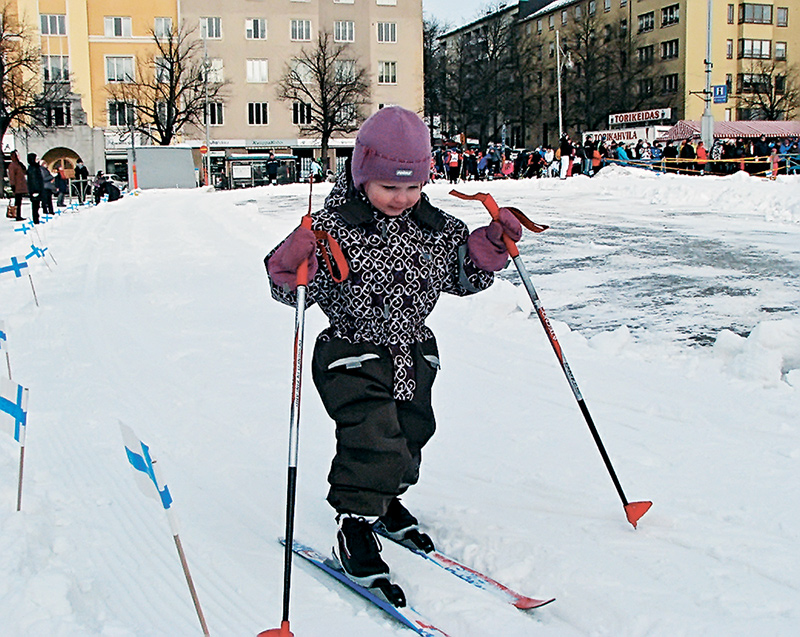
[7,0,423,182]
[442,0,799,147]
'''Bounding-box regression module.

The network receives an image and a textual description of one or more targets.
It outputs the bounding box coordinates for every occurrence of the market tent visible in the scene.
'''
[656,120,800,141]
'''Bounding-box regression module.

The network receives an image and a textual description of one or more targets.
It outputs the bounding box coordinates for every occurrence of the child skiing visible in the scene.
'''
[264,106,521,603]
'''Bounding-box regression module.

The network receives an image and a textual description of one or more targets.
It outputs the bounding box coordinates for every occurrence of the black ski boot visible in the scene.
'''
[334,515,406,607]
[375,498,435,553]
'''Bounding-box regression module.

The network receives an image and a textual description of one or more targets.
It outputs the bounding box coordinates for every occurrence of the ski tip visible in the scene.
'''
[625,501,653,529]
[514,596,556,610]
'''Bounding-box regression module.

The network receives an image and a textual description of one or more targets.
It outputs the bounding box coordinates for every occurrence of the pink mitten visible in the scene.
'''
[267,226,318,290]
[467,207,522,271]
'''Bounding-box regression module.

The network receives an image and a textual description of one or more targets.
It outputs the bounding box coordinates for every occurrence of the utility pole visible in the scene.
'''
[203,37,211,187]
[701,0,715,149]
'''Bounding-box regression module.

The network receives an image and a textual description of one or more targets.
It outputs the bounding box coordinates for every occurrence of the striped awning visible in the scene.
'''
[656,120,800,141]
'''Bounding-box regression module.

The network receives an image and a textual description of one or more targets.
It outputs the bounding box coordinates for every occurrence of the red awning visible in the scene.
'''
[656,120,800,141]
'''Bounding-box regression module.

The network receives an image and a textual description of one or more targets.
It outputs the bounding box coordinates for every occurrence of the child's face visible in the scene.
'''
[364,181,423,217]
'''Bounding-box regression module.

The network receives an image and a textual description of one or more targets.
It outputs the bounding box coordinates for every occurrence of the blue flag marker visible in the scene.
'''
[120,423,173,510]
[0,378,28,445]
[26,245,48,260]
[0,320,7,352]
[14,224,32,235]
[0,257,29,279]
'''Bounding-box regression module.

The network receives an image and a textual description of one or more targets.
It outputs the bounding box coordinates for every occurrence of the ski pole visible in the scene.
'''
[451,190,652,529]
[260,179,315,637]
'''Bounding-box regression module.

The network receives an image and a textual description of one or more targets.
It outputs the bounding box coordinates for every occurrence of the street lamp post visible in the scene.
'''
[202,38,211,187]
[555,30,573,139]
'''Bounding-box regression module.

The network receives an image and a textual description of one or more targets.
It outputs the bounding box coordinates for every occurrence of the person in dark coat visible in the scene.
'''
[74,160,90,203]
[25,153,45,224]
[678,139,696,174]
[663,141,679,173]
[265,106,520,593]
[55,168,69,207]
[8,151,28,220]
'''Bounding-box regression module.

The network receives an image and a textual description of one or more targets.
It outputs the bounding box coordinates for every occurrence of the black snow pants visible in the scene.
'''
[312,336,440,517]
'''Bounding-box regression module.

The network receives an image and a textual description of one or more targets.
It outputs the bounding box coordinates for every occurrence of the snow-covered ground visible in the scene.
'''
[1,167,799,636]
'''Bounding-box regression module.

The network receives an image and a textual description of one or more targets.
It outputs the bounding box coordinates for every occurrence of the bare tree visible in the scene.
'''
[735,60,799,121]
[106,22,227,145]
[277,31,371,168]
[423,17,449,141]
[0,4,71,180]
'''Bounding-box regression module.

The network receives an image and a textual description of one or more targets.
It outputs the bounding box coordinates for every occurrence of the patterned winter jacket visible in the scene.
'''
[266,172,494,400]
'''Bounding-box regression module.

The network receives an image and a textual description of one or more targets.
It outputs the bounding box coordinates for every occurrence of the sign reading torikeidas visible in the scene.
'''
[609,108,672,126]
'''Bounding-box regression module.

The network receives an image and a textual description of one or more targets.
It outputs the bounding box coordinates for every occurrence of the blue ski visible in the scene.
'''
[376,530,555,610]
[285,539,451,637]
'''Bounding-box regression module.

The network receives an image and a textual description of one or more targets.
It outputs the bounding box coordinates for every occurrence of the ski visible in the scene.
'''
[284,539,451,637]
[376,530,555,610]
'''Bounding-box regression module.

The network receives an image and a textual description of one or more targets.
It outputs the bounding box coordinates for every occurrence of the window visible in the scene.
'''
[376,0,397,5]
[662,73,678,94]
[727,39,733,59]
[620,0,627,6]
[739,4,772,24]
[106,56,134,82]
[738,39,771,59]
[246,59,269,83]
[561,9,568,25]
[775,41,787,60]
[206,59,224,84]
[737,73,769,93]
[40,14,67,35]
[293,102,312,125]
[638,12,654,32]
[44,102,71,127]
[246,18,267,40]
[205,103,224,126]
[776,7,788,26]
[104,16,132,38]
[727,4,734,23]
[335,59,356,83]
[291,20,311,41]
[154,17,172,38]
[661,4,679,27]
[549,42,555,58]
[378,61,396,84]
[291,59,314,84]
[155,57,170,83]
[549,15,555,30]
[108,101,135,127]
[201,17,222,39]
[575,5,583,19]
[377,22,396,43]
[604,0,611,12]
[334,21,355,42]
[248,102,269,126]
[775,75,785,94]
[637,44,655,63]
[661,39,679,59]
[621,19,628,36]
[42,55,69,82]
[726,74,733,93]
[334,0,354,3]
[638,78,654,97]
[589,0,597,15]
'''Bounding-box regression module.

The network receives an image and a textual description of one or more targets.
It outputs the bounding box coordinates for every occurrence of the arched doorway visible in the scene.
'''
[42,147,82,178]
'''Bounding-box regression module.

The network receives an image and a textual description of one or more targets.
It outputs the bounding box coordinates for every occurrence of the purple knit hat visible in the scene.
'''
[351,106,431,190]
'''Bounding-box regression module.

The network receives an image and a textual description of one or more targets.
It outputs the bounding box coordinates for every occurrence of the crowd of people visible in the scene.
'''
[431,134,800,182]
[6,153,122,223]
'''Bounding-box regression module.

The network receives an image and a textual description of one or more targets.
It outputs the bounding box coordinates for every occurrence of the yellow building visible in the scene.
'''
[442,0,800,147]
[9,0,424,182]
